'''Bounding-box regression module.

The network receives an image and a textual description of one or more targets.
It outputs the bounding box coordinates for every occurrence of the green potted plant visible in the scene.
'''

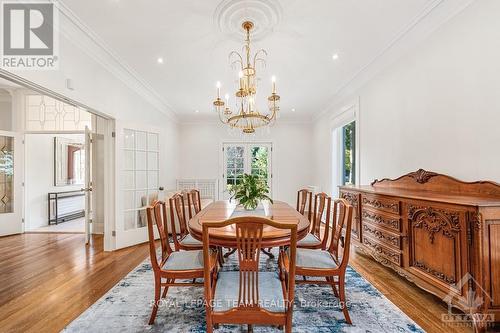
[228,173,273,210]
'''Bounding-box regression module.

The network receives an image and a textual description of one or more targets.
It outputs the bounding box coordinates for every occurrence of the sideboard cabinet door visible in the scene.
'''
[405,201,471,299]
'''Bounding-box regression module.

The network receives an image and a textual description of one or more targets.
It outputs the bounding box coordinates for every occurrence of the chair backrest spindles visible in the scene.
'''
[328,198,353,269]
[146,201,174,272]
[296,189,312,221]
[202,217,298,314]
[187,189,202,219]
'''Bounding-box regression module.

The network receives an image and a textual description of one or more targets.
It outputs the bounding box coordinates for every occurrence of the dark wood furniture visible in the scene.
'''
[202,216,298,333]
[169,193,203,251]
[189,200,310,248]
[48,190,85,225]
[281,198,354,324]
[146,201,218,325]
[296,189,312,221]
[339,169,500,331]
[297,192,332,249]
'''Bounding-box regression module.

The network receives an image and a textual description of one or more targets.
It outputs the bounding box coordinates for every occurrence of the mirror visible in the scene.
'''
[54,137,85,186]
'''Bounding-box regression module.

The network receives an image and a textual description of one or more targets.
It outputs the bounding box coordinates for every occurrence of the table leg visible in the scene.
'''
[260,248,274,259]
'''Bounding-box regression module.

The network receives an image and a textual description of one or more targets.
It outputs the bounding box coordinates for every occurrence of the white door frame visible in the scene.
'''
[330,99,360,197]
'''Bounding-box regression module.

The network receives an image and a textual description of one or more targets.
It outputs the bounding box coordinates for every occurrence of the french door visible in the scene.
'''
[221,143,272,199]
[0,131,23,236]
[115,122,164,249]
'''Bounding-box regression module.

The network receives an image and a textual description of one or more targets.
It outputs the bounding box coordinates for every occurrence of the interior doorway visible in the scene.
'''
[0,74,114,251]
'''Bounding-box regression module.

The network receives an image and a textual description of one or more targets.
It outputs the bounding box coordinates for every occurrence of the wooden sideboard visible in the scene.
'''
[339,169,500,331]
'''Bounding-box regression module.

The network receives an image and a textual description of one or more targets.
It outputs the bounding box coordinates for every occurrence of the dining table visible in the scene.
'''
[188,200,310,248]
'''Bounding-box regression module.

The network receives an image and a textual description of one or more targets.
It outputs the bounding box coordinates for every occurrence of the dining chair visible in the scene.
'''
[202,216,298,333]
[146,200,218,325]
[169,193,203,251]
[187,189,202,219]
[296,192,331,249]
[296,188,312,221]
[280,198,354,324]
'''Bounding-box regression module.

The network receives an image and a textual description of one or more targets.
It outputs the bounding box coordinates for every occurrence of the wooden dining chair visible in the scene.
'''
[280,198,354,324]
[296,192,332,249]
[187,189,202,219]
[169,193,203,251]
[296,188,312,221]
[202,216,298,333]
[146,200,218,325]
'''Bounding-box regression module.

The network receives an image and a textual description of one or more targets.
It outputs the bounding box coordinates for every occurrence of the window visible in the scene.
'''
[341,121,356,185]
[222,143,272,198]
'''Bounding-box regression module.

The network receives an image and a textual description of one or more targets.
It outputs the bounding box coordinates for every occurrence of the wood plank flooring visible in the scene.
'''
[0,233,474,333]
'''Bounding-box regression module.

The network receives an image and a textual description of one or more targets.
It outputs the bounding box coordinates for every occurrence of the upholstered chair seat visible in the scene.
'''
[213,271,285,313]
[162,250,204,271]
[296,233,321,247]
[179,234,202,247]
[293,248,338,269]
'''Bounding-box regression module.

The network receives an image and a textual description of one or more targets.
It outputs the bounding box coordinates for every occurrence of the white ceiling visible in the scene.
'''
[59,0,457,122]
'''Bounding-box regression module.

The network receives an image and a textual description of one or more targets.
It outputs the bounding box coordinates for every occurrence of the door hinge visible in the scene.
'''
[111,131,116,138]
[22,139,25,144]
[112,231,116,236]
[22,218,25,223]
[21,182,25,187]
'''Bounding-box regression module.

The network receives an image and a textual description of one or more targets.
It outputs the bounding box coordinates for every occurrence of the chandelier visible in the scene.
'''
[212,21,280,134]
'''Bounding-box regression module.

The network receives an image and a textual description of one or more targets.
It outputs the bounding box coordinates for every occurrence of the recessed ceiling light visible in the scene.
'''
[194,109,199,113]
[332,53,339,60]
[291,108,296,112]
[157,57,164,64]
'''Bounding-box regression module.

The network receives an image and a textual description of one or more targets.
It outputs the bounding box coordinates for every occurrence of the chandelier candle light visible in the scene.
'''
[212,21,280,134]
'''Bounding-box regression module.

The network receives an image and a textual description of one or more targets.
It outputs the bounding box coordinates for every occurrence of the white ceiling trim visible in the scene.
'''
[54,1,178,122]
[313,0,476,122]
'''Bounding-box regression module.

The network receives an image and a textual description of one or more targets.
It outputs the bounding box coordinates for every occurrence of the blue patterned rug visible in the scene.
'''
[64,248,423,332]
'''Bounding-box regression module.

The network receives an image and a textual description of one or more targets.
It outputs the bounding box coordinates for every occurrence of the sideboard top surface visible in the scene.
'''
[339,169,500,207]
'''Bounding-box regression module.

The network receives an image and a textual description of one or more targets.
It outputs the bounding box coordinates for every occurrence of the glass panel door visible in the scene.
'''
[0,131,23,236]
[222,143,272,199]
[115,122,162,249]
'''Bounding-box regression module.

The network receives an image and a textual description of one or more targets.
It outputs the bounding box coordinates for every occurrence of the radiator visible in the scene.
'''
[176,179,219,201]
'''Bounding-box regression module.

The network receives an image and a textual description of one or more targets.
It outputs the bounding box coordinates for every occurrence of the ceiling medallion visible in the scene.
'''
[212,21,280,134]
[213,0,282,42]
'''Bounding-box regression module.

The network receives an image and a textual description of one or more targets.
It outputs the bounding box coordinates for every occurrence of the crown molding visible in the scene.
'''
[312,0,476,122]
[54,1,178,122]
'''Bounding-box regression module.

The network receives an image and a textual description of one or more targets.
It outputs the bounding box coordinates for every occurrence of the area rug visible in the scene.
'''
[64,249,424,332]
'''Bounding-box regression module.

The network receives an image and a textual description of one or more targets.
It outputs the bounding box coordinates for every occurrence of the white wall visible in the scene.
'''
[179,122,313,205]
[0,100,12,131]
[313,0,500,194]
[25,133,84,230]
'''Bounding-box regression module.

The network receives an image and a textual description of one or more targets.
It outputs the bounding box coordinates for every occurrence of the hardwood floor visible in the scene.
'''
[349,248,473,333]
[0,232,474,333]
[0,233,150,333]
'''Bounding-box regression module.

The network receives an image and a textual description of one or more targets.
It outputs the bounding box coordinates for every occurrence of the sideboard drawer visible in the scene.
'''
[361,209,401,233]
[362,194,401,215]
[362,236,402,266]
[362,223,401,250]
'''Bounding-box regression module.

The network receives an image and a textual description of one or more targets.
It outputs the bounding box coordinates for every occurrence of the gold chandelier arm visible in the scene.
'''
[253,49,268,69]
[228,51,244,70]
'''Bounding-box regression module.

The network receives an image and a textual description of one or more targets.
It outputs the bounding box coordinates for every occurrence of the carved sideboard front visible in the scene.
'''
[340,169,500,332]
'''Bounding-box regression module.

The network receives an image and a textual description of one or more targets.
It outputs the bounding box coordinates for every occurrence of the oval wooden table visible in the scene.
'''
[188,200,310,248]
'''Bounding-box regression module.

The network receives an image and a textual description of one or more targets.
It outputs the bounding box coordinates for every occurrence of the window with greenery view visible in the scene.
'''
[342,122,356,185]
[223,143,272,198]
